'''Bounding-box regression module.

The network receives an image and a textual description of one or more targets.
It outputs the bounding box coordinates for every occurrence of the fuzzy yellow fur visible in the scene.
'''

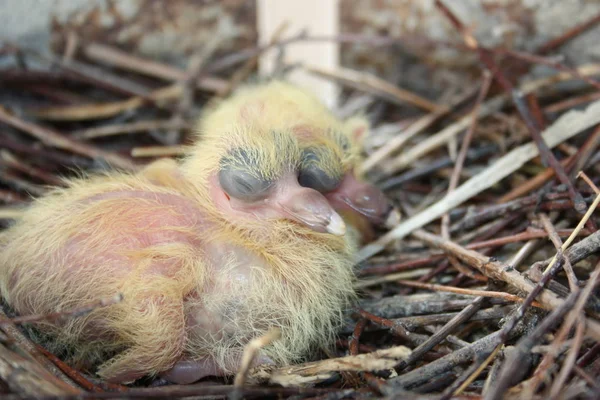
[0,80,366,382]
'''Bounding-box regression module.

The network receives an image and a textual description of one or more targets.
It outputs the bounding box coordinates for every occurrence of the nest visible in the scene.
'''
[1,1,599,399]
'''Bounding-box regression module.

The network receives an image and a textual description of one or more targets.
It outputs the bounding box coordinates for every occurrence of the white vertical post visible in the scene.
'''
[257,0,340,108]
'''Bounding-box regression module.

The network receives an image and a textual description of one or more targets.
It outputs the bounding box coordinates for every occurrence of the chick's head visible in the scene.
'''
[183,81,396,237]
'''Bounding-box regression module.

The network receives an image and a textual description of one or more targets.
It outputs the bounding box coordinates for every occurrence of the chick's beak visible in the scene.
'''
[278,186,346,236]
[328,174,400,229]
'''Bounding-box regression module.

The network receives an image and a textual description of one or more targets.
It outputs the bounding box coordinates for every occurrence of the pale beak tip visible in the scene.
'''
[326,212,347,236]
[385,208,401,229]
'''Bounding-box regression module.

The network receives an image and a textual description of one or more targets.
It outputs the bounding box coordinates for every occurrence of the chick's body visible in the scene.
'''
[0,81,381,384]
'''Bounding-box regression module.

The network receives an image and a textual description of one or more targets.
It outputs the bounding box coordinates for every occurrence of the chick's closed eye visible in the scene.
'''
[219,148,273,202]
[298,147,343,193]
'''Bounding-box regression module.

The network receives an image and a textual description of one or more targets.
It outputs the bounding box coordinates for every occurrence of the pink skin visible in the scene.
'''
[161,169,391,384]
[326,172,395,228]
[208,172,347,235]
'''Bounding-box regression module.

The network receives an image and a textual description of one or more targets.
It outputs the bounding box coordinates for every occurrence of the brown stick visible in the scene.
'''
[0,107,137,171]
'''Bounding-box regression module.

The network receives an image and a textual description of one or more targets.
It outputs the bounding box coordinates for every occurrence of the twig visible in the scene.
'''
[497,156,573,203]
[0,308,81,393]
[27,84,181,121]
[357,99,600,262]
[394,280,546,308]
[512,91,586,213]
[72,120,191,140]
[396,296,487,371]
[263,345,411,387]
[231,328,281,400]
[435,0,586,214]
[0,107,137,171]
[130,145,188,158]
[388,329,502,391]
[305,65,444,112]
[549,318,586,399]
[218,21,290,98]
[543,173,600,274]
[0,150,64,186]
[83,42,228,93]
[382,96,505,175]
[538,213,579,291]
[537,12,600,54]
[359,87,479,174]
[355,309,426,346]
[449,344,502,397]
[35,345,105,393]
[410,229,564,309]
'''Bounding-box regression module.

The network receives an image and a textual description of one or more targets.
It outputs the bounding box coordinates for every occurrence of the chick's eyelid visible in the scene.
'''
[218,165,273,202]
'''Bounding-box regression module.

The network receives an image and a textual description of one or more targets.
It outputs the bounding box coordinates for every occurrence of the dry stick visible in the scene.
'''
[231,328,281,400]
[410,229,564,310]
[435,0,586,214]
[1,171,47,196]
[359,227,588,277]
[0,207,25,219]
[485,293,582,400]
[537,11,600,54]
[83,42,228,93]
[28,84,182,121]
[513,91,587,213]
[498,155,574,203]
[536,229,600,272]
[441,71,493,235]
[380,59,598,181]
[360,86,480,175]
[0,107,137,171]
[390,306,509,331]
[0,308,81,394]
[389,328,502,391]
[35,345,105,393]
[539,213,579,291]
[356,267,434,288]
[349,319,368,356]
[169,34,224,144]
[72,120,191,140]
[218,21,289,98]
[0,189,27,205]
[357,99,600,262]
[5,385,338,400]
[0,342,79,397]
[491,260,600,400]
[549,318,586,399]
[131,145,188,158]
[441,71,493,279]
[521,63,600,94]
[545,91,600,114]
[360,112,441,174]
[379,144,498,191]
[355,309,426,346]
[493,47,600,91]
[569,124,600,179]
[452,191,575,233]
[451,344,503,397]
[394,280,546,309]
[384,95,506,175]
[0,150,63,186]
[543,178,600,274]
[395,296,487,371]
[305,65,444,113]
[265,346,412,387]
